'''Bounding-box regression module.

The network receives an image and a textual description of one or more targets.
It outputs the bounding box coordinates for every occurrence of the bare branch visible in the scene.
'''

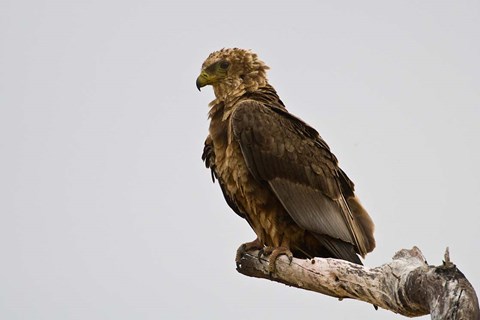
[236,246,479,319]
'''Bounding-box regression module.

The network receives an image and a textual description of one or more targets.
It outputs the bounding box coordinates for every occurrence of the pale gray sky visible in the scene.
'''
[1,0,479,319]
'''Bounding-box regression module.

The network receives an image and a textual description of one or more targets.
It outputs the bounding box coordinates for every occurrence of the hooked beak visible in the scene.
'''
[196,70,213,91]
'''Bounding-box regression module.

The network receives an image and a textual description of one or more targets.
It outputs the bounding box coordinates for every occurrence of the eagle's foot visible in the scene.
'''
[259,246,293,274]
[236,238,263,267]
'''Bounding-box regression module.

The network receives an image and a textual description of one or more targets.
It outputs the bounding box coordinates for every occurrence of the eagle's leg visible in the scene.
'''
[260,246,293,274]
[235,238,263,267]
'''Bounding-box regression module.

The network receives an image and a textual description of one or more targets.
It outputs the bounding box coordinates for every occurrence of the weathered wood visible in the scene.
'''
[236,246,479,319]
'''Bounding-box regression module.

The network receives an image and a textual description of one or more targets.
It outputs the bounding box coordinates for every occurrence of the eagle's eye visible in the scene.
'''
[219,61,230,70]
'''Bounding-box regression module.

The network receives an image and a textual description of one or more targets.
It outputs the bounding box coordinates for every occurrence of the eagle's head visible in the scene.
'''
[196,48,270,103]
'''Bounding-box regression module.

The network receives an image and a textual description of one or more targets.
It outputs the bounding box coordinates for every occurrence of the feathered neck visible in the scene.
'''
[208,75,268,110]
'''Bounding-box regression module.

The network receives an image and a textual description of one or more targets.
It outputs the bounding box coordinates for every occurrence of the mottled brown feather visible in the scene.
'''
[231,100,375,257]
[200,48,375,263]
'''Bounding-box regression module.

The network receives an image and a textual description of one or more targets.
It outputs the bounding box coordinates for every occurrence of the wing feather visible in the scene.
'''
[269,178,352,242]
[232,99,375,257]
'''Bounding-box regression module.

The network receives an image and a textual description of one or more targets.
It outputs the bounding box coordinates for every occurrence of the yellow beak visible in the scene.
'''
[196,70,214,91]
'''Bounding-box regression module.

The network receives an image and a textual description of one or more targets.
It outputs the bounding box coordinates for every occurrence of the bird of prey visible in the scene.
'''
[197,48,375,270]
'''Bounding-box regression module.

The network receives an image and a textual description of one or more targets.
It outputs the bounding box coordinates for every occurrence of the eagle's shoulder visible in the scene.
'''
[230,96,349,199]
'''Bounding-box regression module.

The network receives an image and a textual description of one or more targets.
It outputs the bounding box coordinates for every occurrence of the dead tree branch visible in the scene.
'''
[236,246,479,319]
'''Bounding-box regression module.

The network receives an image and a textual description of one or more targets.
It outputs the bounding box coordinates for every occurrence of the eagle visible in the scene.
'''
[197,48,375,270]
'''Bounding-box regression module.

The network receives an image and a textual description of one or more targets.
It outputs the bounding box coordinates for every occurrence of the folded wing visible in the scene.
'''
[231,100,375,262]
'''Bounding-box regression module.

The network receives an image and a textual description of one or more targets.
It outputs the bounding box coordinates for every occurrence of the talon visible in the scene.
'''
[236,239,263,267]
[263,246,293,274]
[257,249,264,260]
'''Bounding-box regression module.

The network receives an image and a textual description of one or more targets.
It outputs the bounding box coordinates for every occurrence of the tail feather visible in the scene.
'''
[315,234,363,265]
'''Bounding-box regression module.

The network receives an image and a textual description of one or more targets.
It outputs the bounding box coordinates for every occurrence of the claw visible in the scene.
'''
[262,246,293,274]
[257,248,265,260]
[236,239,263,268]
[236,242,293,274]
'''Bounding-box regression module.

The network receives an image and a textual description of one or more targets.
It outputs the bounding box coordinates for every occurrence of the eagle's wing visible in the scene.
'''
[231,100,375,261]
[202,136,247,220]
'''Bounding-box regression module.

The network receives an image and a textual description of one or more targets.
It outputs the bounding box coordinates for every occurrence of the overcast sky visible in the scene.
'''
[1,0,479,319]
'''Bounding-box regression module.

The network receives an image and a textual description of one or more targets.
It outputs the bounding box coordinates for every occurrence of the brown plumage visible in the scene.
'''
[197,48,375,266]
